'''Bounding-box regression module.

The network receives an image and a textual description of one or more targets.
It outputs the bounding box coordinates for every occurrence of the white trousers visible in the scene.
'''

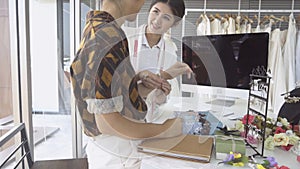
[86,135,142,169]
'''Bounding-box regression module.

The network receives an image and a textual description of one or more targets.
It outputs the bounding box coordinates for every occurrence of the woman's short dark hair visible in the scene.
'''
[149,0,185,23]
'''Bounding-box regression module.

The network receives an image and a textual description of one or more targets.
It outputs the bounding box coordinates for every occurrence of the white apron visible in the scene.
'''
[86,135,142,169]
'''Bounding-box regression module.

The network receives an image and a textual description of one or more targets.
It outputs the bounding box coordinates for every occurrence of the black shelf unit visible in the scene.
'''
[245,74,271,157]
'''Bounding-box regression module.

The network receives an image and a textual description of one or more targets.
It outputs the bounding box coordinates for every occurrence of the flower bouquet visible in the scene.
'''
[234,114,300,150]
[220,152,290,169]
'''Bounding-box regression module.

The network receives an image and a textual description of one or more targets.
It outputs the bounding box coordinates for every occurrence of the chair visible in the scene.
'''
[0,123,88,169]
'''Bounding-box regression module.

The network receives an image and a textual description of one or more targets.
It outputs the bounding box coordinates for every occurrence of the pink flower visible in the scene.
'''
[240,131,246,137]
[247,134,258,144]
[242,114,255,125]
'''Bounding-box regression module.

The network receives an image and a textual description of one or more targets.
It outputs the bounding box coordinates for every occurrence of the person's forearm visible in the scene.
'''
[160,71,173,80]
[95,112,181,139]
[137,83,153,98]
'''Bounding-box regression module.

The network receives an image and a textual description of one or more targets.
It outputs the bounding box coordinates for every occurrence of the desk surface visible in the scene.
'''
[31,158,88,169]
[141,97,300,169]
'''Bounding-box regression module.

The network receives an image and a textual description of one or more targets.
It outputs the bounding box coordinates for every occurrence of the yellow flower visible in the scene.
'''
[265,136,275,150]
[265,128,272,137]
[288,134,300,145]
[235,121,244,132]
[273,133,289,146]
[233,162,244,167]
[280,118,290,127]
[234,153,242,159]
[256,164,266,169]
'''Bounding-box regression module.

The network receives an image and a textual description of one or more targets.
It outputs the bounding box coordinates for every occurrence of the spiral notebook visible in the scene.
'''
[138,135,214,162]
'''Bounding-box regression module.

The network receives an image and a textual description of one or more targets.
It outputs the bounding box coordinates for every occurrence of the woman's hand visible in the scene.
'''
[154,89,167,105]
[161,62,193,80]
[138,70,171,95]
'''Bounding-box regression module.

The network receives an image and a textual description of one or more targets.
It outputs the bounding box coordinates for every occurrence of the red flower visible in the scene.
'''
[277,166,290,169]
[281,144,293,151]
[274,127,286,134]
[242,114,255,125]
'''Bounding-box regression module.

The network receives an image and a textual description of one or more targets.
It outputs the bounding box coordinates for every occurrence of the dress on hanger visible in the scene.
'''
[283,13,297,91]
[240,20,247,33]
[210,18,221,35]
[268,28,288,114]
[261,19,273,35]
[221,18,229,34]
[197,14,210,35]
[204,14,211,35]
[246,22,252,33]
[296,31,300,83]
[196,14,205,35]
[227,17,236,34]
[235,15,241,34]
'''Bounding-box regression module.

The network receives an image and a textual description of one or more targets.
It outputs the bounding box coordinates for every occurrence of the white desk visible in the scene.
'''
[141,96,300,169]
[155,96,250,129]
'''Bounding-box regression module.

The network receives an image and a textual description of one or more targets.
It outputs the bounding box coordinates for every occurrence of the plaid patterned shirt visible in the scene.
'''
[70,11,147,137]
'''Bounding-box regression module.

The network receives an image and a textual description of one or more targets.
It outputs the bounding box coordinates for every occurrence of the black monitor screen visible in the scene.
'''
[182,33,269,89]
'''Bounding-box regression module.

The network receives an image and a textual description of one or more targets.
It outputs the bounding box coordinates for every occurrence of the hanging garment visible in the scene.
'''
[210,18,221,35]
[240,20,247,33]
[235,15,241,34]
[258,19,273,34]
[254,21,261,33]
[227,17,236,34]
[246,23,252,33]
[283,13,297,91]
[221,18,229,34]
[197,14,207,36]
[296,31,300,83]
[204,14,211,35]
[268,29,288,115]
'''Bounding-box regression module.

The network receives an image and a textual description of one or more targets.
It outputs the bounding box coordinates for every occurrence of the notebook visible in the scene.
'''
[138,135,214,162]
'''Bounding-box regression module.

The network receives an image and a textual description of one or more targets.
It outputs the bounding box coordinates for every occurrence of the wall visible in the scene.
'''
[30,0,59,112]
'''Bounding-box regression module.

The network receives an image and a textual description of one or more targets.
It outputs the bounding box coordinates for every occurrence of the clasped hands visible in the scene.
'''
[138,62,192,95]
[138,70,171,96]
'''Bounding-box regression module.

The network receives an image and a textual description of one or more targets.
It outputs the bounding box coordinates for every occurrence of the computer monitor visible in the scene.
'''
[181,33,269,106]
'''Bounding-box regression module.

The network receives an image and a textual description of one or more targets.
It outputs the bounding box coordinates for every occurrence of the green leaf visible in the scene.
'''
[240,156,249,164]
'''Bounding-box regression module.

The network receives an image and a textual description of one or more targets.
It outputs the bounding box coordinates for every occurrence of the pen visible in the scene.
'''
[223,112,234,117]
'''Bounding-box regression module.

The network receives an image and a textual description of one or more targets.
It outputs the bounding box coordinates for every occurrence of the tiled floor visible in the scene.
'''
[33,114,73,160]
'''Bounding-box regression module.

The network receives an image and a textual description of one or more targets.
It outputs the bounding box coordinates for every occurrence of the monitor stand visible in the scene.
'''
[206,98,236,107]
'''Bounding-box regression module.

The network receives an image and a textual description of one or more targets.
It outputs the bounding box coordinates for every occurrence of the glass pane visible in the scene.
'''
[29,0,72,160]
[78,0,100,156]
[0,0,15,167]
[0,0,13,123]
[80,0,98,32]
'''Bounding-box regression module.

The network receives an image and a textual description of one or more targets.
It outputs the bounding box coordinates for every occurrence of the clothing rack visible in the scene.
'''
[182,8,300,37]
[196,0,299,15]
[185,8,300,14]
